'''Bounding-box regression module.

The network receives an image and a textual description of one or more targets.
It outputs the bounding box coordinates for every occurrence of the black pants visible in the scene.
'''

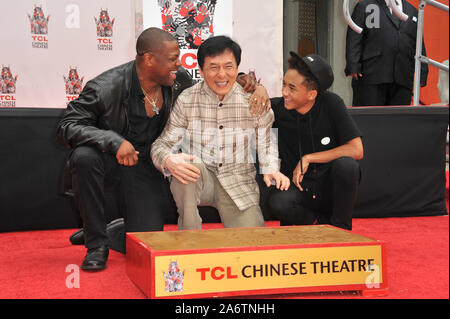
[352,82,412,106]
[267,157,360,230]
[70,146,166,249]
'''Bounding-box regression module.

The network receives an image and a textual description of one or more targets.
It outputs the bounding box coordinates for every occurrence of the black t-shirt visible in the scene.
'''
[126,64,168,162]
[271,91,362,179]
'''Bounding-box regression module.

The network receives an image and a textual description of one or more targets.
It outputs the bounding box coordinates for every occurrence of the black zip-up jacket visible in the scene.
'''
[56,60,194,155]
[345,0,428,89]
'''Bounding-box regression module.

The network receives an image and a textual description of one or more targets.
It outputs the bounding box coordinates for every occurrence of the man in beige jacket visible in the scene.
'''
[151,35,289,230]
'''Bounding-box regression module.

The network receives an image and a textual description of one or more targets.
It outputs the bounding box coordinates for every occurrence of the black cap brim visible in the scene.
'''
[288,51,334,92]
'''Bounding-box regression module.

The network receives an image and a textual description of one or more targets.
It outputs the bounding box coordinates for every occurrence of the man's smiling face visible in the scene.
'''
[199,49,239,101]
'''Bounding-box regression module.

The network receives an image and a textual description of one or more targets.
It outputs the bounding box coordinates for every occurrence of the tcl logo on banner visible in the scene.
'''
[64,67,84,103]
[95,8,115,51]
[1,65,18,107]
[181,50,201,80]
[28,5,50,49]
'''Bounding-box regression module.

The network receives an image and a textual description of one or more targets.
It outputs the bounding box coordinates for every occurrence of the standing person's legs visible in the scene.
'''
[352,82,388,106]
[387,84,413,106]
[170,162,215,230]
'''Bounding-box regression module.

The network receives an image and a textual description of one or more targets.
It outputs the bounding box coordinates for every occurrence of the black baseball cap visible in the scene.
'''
[289,52,334,92]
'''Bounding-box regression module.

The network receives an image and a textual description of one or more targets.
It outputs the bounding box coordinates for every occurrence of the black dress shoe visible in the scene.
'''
[69,218,126,254]
[81,246,109,271]
[69,228,84,245]
[106,218,126,254]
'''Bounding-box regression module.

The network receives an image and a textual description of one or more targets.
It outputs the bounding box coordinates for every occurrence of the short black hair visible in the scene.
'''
[197,36,241,70]
[136,27,176,56]
[287,55,319,92]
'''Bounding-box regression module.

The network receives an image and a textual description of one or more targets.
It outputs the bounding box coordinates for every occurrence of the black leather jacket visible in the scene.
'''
[56,60,195,154]
[56,61,194,195]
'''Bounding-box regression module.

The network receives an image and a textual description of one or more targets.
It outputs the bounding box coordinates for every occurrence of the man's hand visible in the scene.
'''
[249,85,271,116]
[292,156,310,191]
[350,72,363,80]
[237,73,257,92]
[236,73,271,116]
[116,140,139,166]
[263,171,290,191]
[164,153,200,184]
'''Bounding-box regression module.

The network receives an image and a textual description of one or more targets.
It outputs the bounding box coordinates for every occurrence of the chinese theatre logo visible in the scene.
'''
[64,67,84,103]
[158,0,217,80]
[28,5,50,48]
[1,65,18,107]
[160,0,216,49]
[163,261,185,293]
[95,8,115,51]
[160,0,217,80]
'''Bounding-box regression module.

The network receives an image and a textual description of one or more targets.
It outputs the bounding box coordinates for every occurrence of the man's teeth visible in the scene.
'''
[216,82,228,86]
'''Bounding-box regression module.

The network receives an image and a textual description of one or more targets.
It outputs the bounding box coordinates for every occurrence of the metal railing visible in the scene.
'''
[344,0,449,105]
[408,0,449,105]
[343,0,363,34]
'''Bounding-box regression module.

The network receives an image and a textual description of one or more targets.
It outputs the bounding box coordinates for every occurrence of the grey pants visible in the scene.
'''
[170,162,265,230]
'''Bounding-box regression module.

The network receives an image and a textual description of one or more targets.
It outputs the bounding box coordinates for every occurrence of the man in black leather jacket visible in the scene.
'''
[57,28,267,271]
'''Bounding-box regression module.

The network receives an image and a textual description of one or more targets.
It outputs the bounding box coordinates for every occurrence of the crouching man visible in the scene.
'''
[268,52,364,230]
[151,36,289,230]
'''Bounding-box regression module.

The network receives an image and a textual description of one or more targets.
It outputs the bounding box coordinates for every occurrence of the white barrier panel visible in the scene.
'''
[0,0,136,108]
[143,0,283,97]
[0,0,283,108]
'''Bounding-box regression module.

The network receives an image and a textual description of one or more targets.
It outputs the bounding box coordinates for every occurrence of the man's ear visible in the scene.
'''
[145,53,156,68]
[198,67,204,79]
[307,89,318,101]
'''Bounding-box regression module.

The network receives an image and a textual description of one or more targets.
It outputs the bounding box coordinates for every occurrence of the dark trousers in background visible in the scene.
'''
[70,146,165,249]
[267,157,361,230]
[352,82,413,106]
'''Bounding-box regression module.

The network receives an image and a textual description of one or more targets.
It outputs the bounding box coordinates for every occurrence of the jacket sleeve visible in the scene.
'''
[256,109,280,175]
[56,81,125,155]
[173,67,196,103]
[345,2,365,76]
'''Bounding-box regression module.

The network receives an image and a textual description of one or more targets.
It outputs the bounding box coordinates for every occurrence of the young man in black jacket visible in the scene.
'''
[267,52,364,230]
[57,28,268,271]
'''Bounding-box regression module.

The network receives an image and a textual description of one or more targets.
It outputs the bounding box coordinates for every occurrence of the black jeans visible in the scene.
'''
[267,157,361,230]
[70,146,166,249]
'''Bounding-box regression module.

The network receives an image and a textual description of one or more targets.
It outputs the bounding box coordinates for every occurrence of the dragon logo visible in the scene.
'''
[1,65,18,94]
[163,261,185,292]
[95,8,115,37]
[27,5,50,35]
[64,67,84,95]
